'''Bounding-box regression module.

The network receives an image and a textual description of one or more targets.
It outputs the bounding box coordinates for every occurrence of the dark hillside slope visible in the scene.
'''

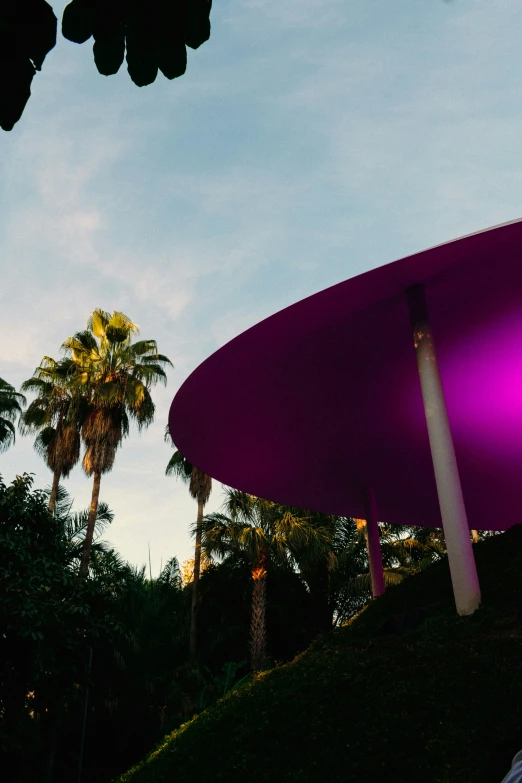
[117,526,522,783]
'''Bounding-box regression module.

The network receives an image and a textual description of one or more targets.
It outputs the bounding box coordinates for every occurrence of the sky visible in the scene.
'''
[2,0,522,575]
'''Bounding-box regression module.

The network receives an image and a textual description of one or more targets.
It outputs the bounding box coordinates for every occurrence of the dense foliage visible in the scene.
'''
[165,431,212,657]
[116,525,522,783]
[0,469,389,782]
[1,455,450,782]
[0,309,495,782]
[0,474,123,781]
[62,0,211,85]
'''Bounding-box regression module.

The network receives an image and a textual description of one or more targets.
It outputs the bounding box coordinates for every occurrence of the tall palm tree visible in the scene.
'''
[199,489,330,672]
[62,309,172,579]
[165,430,212,657]
[20,357,81,513]
[0,377,26,452]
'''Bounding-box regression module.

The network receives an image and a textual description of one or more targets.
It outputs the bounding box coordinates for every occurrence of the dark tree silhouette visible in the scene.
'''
[0,0,212,131]
[62,0,211,86]
[0,0,57,131]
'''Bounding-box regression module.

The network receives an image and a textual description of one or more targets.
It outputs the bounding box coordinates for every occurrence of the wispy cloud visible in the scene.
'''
[3,0,522,573]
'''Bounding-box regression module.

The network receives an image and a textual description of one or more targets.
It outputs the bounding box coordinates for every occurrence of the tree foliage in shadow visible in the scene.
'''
[54,560,194,783]
[0,474,127,782]
[0,1,56,131]
[195,554,316,675]
[0,473,194,782]
[63,0,211,86]
[1,470,452,782]
[1,0,212,131]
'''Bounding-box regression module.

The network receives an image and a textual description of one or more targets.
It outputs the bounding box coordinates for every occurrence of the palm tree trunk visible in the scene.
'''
[250,554,268,672]
[79,471,101,580]
[48,469,60,514]
[189,498,204,656]
[355,516,385,598]
[43,696,65,783]
[471,529,480,543]
[355,517,371,567]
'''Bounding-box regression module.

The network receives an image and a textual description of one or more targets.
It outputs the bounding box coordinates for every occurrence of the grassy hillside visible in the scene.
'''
[116,526,522,783]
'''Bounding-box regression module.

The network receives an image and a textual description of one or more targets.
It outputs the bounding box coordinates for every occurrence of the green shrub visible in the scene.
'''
[115,525,522,783]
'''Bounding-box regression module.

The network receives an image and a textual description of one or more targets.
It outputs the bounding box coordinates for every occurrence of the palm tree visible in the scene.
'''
[379,523,447,573]
[48,483,115,568]
[199,489,330,672]
[62,309,172,579]
[330,523,449,624]
[292,512,365,634]
[40,482,127,588]
[296,515,447,628]
[0,377,26,452]
[165,430,212,657]
[20,357,81,513]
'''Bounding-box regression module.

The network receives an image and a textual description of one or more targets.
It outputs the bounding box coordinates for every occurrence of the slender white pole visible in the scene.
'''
[363,487,385,598]
[406,284,481,616]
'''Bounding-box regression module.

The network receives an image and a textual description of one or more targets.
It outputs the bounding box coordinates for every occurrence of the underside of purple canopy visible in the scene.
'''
[170,219,522,534]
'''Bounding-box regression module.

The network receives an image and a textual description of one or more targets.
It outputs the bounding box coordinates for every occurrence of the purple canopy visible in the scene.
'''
[170,219,522,533]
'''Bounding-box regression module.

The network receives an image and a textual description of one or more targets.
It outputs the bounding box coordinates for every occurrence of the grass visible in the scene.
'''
[115,526,522,783]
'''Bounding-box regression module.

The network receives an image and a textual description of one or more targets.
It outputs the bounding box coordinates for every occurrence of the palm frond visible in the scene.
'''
[0,376,26,402]
[133,363,169,386]
[0,419,15,452]
[19,398,51,434]
[0,380,26,444]
[0,394,26,418]
[141,353,172,365]
[345,568,405,598]
[107,310,139,335]
[49,483,75,518]
[158,556,182,587]
[123,339,159,358]
[166,450,192,480]
[33,427,56,459]
[87,309,112,338]
[62,331,100,362]
[63,500,115,543]
[20,376,54,395]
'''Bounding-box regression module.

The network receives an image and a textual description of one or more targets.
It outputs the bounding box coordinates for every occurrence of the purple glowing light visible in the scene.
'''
[170,220,522,531]
[445,314,522,439]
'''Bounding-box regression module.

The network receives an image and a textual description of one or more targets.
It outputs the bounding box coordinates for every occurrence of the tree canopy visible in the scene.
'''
[20,356,82,513]
[0,0,212,131]
[0,377,26,452]
[61,308,172,577]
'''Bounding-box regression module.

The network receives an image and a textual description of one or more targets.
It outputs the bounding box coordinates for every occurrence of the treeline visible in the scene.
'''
[0,471,450,782]
[1,308,171,579]
[1,307,453,781]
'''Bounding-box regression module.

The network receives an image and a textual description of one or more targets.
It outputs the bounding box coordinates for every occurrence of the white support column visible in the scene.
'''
[406,284,481,616]
[363,487,385,598]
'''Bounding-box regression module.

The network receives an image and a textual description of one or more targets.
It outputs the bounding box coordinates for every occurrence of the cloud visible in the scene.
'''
[224,0,347,31]
[3,0,522,572]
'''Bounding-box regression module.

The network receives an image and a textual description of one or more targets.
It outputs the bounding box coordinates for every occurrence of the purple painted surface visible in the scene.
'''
[170,220,522,531]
